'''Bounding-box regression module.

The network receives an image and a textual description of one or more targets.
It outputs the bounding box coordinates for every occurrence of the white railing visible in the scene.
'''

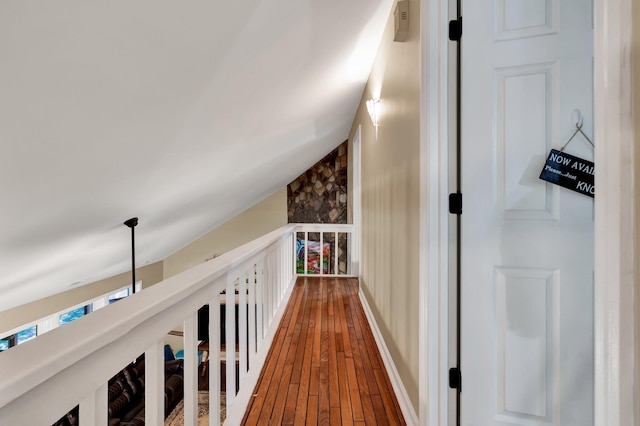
[0,225,296,426]
[0,223,356,425]
[293,224,356,276]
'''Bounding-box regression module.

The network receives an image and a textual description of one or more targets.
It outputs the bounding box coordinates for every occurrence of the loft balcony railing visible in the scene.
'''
[293,224,356,276]
[0,223,354,425]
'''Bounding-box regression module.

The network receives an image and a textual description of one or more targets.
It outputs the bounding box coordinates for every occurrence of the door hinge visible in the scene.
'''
[449,367,462,390]
[449,17,462,41]
[449,192,462,215]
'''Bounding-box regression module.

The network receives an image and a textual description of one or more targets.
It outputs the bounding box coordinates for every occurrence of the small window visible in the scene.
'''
[108,288,130,304]
[59,305,92,326]
[0,334,16,351]
[16,326,37,344]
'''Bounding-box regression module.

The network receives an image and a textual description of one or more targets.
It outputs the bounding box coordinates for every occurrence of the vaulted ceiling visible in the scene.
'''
[0,1,393,311]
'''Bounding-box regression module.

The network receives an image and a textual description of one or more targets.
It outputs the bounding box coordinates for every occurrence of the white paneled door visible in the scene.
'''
[460,0,594,424]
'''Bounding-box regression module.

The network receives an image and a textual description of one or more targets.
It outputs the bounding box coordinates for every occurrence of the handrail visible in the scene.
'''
[0,225,296,425]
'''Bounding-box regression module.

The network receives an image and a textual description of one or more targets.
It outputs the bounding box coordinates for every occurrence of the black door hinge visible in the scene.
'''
[449,17,462,41]
[449,367,462,390]
[449,192,462,215]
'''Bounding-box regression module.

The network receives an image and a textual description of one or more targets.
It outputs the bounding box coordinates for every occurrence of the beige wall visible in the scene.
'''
[163,188,287,352]
[163,188,287,278]
[0,262,164,333]
[348,0,421,412]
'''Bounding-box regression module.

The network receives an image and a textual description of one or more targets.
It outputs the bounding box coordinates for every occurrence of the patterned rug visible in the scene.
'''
[165,391,226,426]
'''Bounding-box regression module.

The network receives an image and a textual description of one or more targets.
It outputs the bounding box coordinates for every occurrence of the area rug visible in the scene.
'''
[165,391,226,426]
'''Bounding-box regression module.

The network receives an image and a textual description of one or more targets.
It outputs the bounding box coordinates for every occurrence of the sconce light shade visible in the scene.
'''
[366,98,380,126]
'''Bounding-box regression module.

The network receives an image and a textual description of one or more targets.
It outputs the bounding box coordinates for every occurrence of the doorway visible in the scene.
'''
[455,1,595,424]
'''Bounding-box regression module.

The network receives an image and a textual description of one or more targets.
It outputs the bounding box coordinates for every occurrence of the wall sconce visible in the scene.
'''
[366,98,380,127]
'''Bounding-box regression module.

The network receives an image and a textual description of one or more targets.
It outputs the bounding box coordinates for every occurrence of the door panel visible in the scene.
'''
[460,0,594,424]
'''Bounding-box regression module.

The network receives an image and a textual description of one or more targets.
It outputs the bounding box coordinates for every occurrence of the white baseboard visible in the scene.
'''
[358,288,419,426]
[223,275,297,425]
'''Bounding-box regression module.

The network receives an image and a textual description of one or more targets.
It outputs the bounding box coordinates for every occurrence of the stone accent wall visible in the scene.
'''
[287,141,348,223]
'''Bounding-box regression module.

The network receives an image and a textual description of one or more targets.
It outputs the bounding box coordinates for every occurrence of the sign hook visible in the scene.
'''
[560,122,595,152]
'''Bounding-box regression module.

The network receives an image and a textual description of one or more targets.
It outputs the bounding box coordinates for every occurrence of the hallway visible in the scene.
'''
[241,277,405,425]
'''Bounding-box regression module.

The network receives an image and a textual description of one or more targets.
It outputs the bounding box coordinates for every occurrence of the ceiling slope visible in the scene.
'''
[0,0,393,311]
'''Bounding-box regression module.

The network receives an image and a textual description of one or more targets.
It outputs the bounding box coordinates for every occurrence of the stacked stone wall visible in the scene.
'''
[287,141,348,224]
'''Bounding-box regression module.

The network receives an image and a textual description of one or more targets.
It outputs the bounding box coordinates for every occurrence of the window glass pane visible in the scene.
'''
[59,306,86,325]
[108,288,130,304]
[0,339,9,352]
[16,326,37,344]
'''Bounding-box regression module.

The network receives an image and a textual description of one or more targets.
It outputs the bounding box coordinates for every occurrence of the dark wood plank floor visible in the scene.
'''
[242,277,406,426]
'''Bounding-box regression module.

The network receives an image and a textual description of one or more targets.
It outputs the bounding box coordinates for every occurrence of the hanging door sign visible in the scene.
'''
[539,149,594,197]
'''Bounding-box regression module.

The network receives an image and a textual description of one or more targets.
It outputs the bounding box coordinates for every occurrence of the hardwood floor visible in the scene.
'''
[242,277,406,426]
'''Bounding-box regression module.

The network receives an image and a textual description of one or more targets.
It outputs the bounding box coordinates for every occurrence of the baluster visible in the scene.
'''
[288,236,292,278]
[80,383,107,426]
[289,236,292,275]
[320,232,324,275]
[304,231,309,275]
[256,259,264,345]
[289,233,294,278]
[145,340,165,425]
[238,269,248,382]
[279,244,283,298]
[271,250,277,318]
[290,233,294,279]
[347,231,353,275]
[209,292,221,425]
[281,241,286,290]
[334,232,338,275]
[284,240,288,283]
[226,273,236,408]
[184,312,198,426]
[281,243,285,293]
[248,264,257,363]
[266,252,273,323]
[276,247,281,304]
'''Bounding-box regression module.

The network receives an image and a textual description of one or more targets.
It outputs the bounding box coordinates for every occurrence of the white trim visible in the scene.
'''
[295,274,359,279]
[358,288,419,425]
[418,0,640,424]
[593,0,639,424]
[223,273,297,425]
[420,0,452,424]
[352,125,362,277]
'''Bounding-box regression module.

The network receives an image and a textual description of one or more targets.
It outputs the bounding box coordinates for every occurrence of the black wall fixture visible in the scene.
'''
[124,217,139,294]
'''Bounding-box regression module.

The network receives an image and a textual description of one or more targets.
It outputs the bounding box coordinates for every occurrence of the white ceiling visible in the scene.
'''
[0,0,393,312]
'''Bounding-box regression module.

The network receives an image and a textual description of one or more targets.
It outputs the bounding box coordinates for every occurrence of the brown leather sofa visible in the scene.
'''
[52,355,184,426]
[107,356,184,426]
